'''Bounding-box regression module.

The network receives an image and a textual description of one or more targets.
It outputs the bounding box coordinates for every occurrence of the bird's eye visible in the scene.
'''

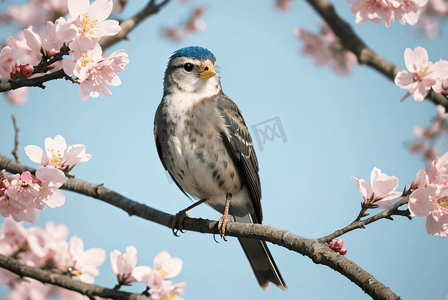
[184,63,194,72]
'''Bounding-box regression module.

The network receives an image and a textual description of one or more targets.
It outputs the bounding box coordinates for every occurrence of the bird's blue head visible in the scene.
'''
[170,46,216,63]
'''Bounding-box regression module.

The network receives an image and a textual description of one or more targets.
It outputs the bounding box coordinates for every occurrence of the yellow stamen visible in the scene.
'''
[156,266,168,279]
[79,54,94,68]
[71,267,83,277]
[161,292,177,300]
[435,196,448,210]
[80,13,98,36]
[48,148,63,168]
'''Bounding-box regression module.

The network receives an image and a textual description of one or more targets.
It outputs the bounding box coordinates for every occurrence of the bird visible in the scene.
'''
[153,46,287,291]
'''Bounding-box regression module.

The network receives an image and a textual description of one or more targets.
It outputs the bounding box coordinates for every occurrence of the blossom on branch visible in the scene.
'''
[394,46,448,102]
[63,44,129,100]
[351,167,402,209]
[0,167,66,223]
[110,246,138,286]
[347,0,428,27]
[25,134,91,172]
[132,250,186,300]
[0,218,105,298]
[67,0,121,51]
[293,23,358,76]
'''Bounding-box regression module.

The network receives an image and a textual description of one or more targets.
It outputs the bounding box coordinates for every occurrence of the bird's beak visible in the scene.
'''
[199,59,217,82]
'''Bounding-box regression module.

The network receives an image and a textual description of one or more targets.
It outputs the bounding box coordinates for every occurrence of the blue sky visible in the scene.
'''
[1,1,448,299]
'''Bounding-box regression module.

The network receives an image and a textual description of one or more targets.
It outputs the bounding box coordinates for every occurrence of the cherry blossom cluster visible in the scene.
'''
[407,105,448,162]
[110,247,186,299]
[0,0,68,31]
[163,7,207,42]
[395,46,448,102]
[0,217,106,300]
[0,0,129,104]
[411,0,448,38]
[347,0,428,28]
[292,23,358,76]
[328,239,348,255]
[0,135,90,223]
[352,150,448,238]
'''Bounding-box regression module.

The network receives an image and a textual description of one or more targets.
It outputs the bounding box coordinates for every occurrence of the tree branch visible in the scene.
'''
[318,197,412,243]
[99,0,172,51]
[0,254,150,300]
[11,114,20,164]
[0,69,72,93]
[0,154,400,300]
[305,0,448,108]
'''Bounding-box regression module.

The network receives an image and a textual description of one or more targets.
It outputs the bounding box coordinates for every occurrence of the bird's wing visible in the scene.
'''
[216,93,263,222]
[154,103,192,200]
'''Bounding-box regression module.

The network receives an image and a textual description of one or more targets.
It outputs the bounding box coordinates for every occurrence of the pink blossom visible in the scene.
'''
[0,46,17,79]
[409,186,448,237]
[433,78,448,94]
[4,278,55,300]
[428,0,448,15]
[0,217,28,257]
[339,248,348,255]
[25,134,91,171]
[132,251,186,297]
[275,0,293,12]
[35,167,67,208]
[67,0,121,51]
[150,281,187,300]
[23,21,76,61]
[4,88,28,106]
[293,24,358,76]
[425,151,448,187]
[110,246,138,286]
[410,14,441,39]
[413,122,444,139]
[436,105,448,121]
[0,167,66,222]
[63,45,129,100]
[152,250,183,279]
[162,7,207,42]
[347,0,427,27]
[63,235,106,284]
[394,46,448,102]
[351,167,402,209]
[0,0,68,30]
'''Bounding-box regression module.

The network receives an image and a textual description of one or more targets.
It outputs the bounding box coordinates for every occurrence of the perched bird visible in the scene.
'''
[154,46,287,291]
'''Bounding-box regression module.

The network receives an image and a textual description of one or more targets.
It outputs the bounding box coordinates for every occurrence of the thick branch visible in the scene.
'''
[305,0,448,108]
[99,0,171,51]
[0,154,399,299]
[0,254,150,300]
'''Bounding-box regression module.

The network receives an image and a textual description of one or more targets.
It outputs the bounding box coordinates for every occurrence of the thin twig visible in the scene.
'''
[305,0,448,109]
[0,154,400,300]
[11,114,20,164]
[318,197,411,243]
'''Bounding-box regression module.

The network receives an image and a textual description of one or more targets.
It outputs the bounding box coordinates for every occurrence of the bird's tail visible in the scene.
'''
[234,214,287,291]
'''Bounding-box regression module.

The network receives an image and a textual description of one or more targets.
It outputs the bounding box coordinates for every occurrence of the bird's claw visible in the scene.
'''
[172,210,188,236]
[217,214,232,239]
